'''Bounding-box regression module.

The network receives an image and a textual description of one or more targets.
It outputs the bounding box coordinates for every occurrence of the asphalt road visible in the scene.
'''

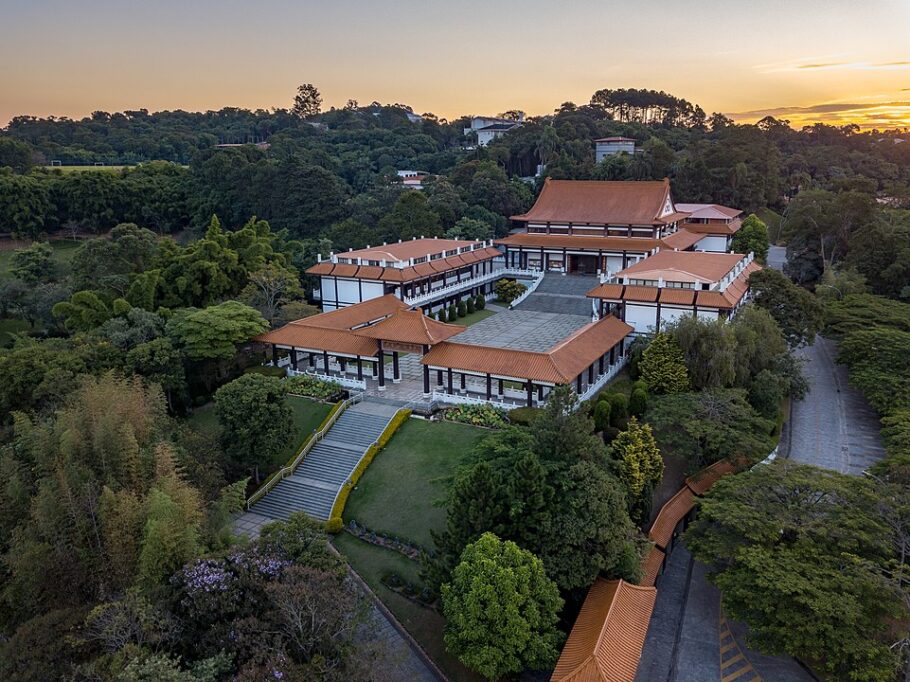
[788,337,886,474]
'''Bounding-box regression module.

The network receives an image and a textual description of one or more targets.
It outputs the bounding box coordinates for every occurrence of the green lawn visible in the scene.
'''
[333,533,482,682]
[186,395,333,469]
[343,419,487,548]
[335,418,489,681]
[0,239,82,281]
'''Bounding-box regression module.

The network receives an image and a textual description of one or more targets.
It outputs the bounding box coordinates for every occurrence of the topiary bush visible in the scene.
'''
[606,393,628,427]
[436,309,445,322]
[466,297,476,314]
[447,305,458,323]
[594,399,612,433]
[475,294,486,310]
[324,516,343,534]
[630,387,648,417]
[456,300,467,318]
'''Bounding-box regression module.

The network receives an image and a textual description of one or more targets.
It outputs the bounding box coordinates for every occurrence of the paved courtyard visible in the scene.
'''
[452,309,590,351]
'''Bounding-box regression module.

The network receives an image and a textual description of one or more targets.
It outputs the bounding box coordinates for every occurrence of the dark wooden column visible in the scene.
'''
[356,356,363,381]
[588,364,594,383]
[460,373,466,391]
[392,352,400,382]
[610,346,616,364]
[339,358,347,373]
[538,384,544,401]
[309,352,315,368]
[598,354,604,374]
[322,350,330,373]
[576,375,582,393]
[498,379,504,396]
[290,348,298,370]
[437,369,443,386]
[271,345,279,366]
[378,350,385,388]
[446,368,453,394]
[526,380,533,407]
[423,364,431,395]
[486,374,492,399]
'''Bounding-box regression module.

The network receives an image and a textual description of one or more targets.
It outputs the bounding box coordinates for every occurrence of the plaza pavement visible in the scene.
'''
[451,308,590,351]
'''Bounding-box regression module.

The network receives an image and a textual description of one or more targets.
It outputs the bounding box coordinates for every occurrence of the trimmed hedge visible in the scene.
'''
[508,406,542,426]
[284,373,343,400]
[245,365,287,378]
[327,408,412,526]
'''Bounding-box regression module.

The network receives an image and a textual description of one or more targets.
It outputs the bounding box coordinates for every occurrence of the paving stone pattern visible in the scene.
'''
[453,309,590,351]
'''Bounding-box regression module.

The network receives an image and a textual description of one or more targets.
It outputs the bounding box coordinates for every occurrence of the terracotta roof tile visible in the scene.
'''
[354,309,466,345]
[495,233,661,253]
[661,229,704,250]
[648,487,695,550]
[551,579,657,682]
[422,315,632,384]
[256,325,379,357]
[682,219,742,236]
[616,251,743,284]
[685,459,737,496]
[623,286,659,303]
[659,289,696,305]
[305,247,500,283]
[586,283,625,300]
[340,238,480,262]
[512,179,674,226]
[639,546,666,588]
[296,295,407,330]
[676,203,743,220]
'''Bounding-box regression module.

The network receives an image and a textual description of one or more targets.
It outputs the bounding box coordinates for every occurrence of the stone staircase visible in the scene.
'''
[248,402,398,521]
[513,273,597,317]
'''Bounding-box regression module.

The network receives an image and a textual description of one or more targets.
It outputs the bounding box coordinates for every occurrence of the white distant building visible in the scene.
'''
[396,170,431,190]
[595,137,636,162]
[465,115,523,147]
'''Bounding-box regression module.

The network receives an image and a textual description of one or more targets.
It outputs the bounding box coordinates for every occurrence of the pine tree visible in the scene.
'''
[640,332,690,394]
[609,417,663,524]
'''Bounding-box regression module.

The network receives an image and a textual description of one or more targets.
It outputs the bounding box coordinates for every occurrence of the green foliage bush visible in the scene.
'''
[445,403,508,428]
[284,373,343,400]
[466,297,476,314]
[324,516,343,534]
[244,365,286,378]
[605,393,628,426]
[629,388,648,416]
[475,294,486,310]
[494,278,527,305]
[436,309,445,322]
[456,300,467,318]
[447,304,458,323]
[329,409,412,520]
[594,399,612,432]
[507,406,541,426]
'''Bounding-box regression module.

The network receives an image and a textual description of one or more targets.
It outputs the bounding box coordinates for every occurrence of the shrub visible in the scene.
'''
[328,409,411,520]
[629,388,648,417]
[457,300,467,318]
[508,406,541,426]
[284,373,343,400]
[245,365,287,378]
[605,393,628,426]
[445,403,508,428]
[632,380,648,394]
[594,399,612,432]
[495,278,527,305]
[466,297,476,314]
[436,309,445,322]
[447,305,458,323]
[475,294,486,310]
[324,517,343,534]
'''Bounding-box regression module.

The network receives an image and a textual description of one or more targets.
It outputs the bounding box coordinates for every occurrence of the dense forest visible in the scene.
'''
[1,87,910,681]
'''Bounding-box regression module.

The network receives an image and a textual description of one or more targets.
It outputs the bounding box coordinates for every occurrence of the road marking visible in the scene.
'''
[719,611,762,682]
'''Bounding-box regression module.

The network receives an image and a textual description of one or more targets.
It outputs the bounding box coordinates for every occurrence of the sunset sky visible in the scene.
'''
[2,0,910,129]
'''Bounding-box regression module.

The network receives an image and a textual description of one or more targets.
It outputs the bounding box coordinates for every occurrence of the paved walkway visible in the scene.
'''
[788,337,885,474]
[453,309,590,351]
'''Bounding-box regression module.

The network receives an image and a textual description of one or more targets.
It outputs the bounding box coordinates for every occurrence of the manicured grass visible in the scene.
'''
[186,395,333,469]
[343,419,487,548]
[333,532,482,682]
[0,239,82,281]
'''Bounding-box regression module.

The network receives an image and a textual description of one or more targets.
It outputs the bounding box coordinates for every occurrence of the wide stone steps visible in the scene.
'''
[248,403,396,521]
[513,273,598,317]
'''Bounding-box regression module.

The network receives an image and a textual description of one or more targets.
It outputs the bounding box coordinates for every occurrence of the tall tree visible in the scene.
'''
[291,83,322,118]
[639,333,690,394]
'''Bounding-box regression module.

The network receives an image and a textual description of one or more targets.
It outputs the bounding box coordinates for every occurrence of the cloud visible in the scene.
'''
[765,60,910,74]
[797,62,849,70]
[728,100,910,129]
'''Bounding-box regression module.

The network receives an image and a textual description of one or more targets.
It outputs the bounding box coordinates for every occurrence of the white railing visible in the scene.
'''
[402,267,542,307]
[507,270,546,309]
[246,392,364,509]
[431,390,530,408]
[578,357,628,403]
[287,368,366,391]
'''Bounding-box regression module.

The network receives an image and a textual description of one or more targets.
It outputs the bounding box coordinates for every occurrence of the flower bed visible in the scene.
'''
[380,572,439,609]
[346,520,425,560]
[444,403,508,429]
[284,374,343,400]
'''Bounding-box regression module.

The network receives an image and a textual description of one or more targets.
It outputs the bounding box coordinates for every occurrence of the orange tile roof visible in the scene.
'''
[421,315,633,384]
[256,324,379,357]
[658,288,696,305]
[616,251,743,283]
[296,295,408,330]
[495,233,661,253]
[648,487,695,550]
[339,238,481,262]
[550,579,657,682]
[685,459,738,496]
[512,178,675,226]
[639,546,666,588]
[622,286,659,303]
[676,203,743,220]
[682,219,742,236]
[305,247,501,282]
[661,229,704,251]
[354,309,466,345]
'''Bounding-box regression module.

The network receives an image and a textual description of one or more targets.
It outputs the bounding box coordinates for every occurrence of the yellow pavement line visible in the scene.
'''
[722,664,757,682]
[719,609,762,682]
